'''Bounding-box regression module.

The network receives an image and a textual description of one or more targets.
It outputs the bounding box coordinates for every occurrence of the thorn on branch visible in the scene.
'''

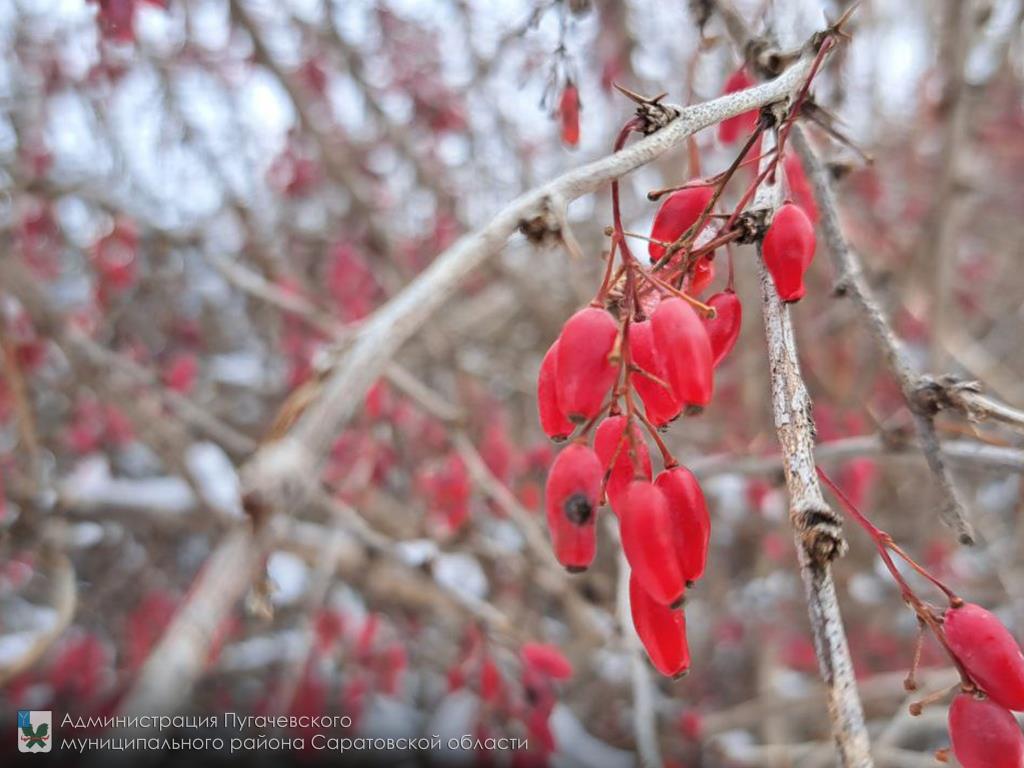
[612,83,680,135]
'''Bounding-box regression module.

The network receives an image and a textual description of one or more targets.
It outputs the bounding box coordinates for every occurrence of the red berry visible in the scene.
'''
[594,415,652,513]
[544,443,601,572]
[629,572,690,678]
[648,186,715,264]
[521,642,574,680]
[559,84,580,147]
[948,692,1024,768]
[537,340,574,441]
[762,203,816,303]
[703,291,743,366]
[480,656,504,703]
[945,603,1024,711]
[686,256,715,297]
[92,220,138,293]
[650,298,714,410]
[163,352,198,394]
[655,466,711,584]
[619,481,686,607]
[628,320,682,427]
[718,69,758,144]
[555,308,619,422]
[96,0,136,43]
[784,153,819,223]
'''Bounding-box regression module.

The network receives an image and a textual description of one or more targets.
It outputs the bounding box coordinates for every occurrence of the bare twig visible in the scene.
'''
[687,435,1024,477]
[610,525,662,768]
[790,126,976,545]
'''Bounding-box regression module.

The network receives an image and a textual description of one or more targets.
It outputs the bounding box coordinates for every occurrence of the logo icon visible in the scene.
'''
[18,710,52,753]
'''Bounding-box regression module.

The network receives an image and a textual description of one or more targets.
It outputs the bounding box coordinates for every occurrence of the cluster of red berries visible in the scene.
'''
[445,631,576,764]
[535,97,828,674]
[537,59,825,678]
[536,178,744,677]
[538,301,715,677]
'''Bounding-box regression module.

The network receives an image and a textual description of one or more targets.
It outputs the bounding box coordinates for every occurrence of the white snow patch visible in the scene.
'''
[432,552,487,601]
[424,690,479,766]
[359,695,421,739]
[267,551,309,605]
[185,441,244,518]
[395,539,438,567]
[550,704,633,768]
[61,456,195,514]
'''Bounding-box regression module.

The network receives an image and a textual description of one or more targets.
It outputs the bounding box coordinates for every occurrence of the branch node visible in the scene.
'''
[793,499,848,563]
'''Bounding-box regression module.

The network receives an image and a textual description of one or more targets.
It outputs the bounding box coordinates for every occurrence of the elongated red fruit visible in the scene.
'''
[544,443,601,572]
[948,692,1024,768]
[784,153,819,223]
[620,481,685,607]
[628,320,682,427]
[650,298,713,410]
[703,291,742,366]
[537,340,573,441]
[686,256,714,297]
[655,466,711,584]
[555,307,619,422]
[594,415,652,513]
[945,603,1024,711]
[521,642,574,680]
[718,69,758,144]
[559,84,580,147]
[762,203,815,302]
[630,572,690,678]
[648,186,715,264]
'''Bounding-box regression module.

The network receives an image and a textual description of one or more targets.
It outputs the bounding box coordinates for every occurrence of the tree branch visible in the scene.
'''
[790,126,977,545]
[755,129,873,768]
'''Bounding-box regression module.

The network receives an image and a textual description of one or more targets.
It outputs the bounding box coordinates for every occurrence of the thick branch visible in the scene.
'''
[756,131,872,767]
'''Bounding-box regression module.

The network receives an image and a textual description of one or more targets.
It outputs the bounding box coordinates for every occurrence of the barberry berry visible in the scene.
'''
[655,465,711,584]
[538,340,574,441]
[629,572,690,678]
[594,415,652,513]
[948,692,1024,768]
[686,256,715,297]
[718,69,758,144]
[628,320,682,427]
[648,186,715,264]
[555,307,619,422]
[703,291,742,366]
[784,153,819,223]
[619,480,686,607]
[521,642,574,680]
[559,84,580,147]
[945,602,1024,711]
[544,443,602,572]
[762,203,816,303]
[651,298,714,410]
